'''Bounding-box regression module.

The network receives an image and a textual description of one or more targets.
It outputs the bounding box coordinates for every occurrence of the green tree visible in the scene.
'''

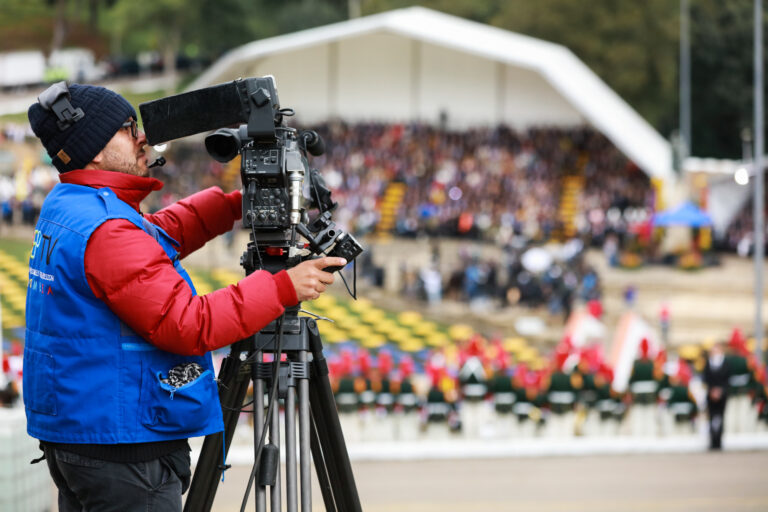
[689,0,766,158]
[359,0,680,135]
[105,0,258,89]
[485,0,680,140]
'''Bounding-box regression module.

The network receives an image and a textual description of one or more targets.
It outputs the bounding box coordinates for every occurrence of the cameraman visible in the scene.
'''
[24,82,345,511]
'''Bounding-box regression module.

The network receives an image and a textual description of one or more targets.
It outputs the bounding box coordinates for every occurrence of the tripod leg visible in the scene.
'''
[306,320,363,512]
[270,387,281,512]
[185,338,253,512]
[298,350,311,512]
[254,351,267,512]
[286,366,298,512]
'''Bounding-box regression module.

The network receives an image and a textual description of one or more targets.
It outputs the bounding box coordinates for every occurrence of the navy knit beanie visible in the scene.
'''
[28,83,136,173]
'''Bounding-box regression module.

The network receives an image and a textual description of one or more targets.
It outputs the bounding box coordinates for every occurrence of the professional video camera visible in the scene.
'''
[140,76,362,275]
[140,78,364,512]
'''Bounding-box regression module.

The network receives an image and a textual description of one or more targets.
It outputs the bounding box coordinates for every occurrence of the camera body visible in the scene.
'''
[198,77,362,269]
[140,76,363,271]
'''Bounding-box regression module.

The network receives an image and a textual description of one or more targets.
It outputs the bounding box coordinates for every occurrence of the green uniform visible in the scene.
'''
[376,378,396,412]
[396,378,419,412]
[425,387,450,423]
[595,380,618,420]
[628,359,658,405]
[335,377,358,413]
[666,384,698,423]
[358,378,376,410]
[513,387,543,424]
[577,371,598,409]
[547,371,578,414]
[726,354,753,395]
[490,374,516,414]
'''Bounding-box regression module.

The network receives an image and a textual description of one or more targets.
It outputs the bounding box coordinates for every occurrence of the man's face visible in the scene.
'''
[94,118,149,177]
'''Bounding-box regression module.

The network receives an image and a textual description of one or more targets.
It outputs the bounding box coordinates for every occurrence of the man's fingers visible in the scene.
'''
[318,271,335,285]
[312,257,347,269]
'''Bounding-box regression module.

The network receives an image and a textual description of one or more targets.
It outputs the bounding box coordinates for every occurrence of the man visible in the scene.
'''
[703,342,730,450]
[24,82,346,511]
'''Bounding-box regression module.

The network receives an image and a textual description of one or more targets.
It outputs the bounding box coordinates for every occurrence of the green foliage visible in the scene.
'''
[357,1,680,138]
[260,0,347,37]
[689,0,765,158]
[486,0,680,140]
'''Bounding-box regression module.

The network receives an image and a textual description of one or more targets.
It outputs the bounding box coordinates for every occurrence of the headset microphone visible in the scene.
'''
[148,156,166,168]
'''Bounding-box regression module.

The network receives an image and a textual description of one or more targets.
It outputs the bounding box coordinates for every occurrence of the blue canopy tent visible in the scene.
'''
[652,201,713,228]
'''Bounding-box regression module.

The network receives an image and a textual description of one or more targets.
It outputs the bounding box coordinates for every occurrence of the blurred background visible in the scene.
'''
[1,1,768,511]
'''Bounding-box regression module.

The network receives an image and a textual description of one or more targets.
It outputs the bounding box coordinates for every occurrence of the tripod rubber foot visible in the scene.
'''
[258,444,279,486]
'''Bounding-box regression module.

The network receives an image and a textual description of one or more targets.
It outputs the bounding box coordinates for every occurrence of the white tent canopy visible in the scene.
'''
[189,7,673,181]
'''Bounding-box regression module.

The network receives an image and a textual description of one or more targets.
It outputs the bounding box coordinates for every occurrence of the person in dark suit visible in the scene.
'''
[703,342,730,450]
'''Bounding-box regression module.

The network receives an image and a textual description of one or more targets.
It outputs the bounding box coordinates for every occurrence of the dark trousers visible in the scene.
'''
[707,399,727,450]
[43,446,191,512]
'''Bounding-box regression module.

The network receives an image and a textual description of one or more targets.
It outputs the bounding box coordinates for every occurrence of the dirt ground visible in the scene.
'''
[205,451,768,512]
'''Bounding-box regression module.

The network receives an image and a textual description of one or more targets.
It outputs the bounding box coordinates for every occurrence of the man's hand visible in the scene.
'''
[286,257,347,302]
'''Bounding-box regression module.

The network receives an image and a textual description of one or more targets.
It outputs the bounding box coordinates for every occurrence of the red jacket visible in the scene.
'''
[61,170,297,356]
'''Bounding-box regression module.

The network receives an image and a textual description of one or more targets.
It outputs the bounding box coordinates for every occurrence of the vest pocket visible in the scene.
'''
[23,348,57,415]
[140,367,216,434]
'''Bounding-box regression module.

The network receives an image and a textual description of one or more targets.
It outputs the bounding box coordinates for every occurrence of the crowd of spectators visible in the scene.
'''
[397,239,602,317]
[1,120,651,312]
[721,189,768,257]
[311,123,653,245]
[2,121,655,242]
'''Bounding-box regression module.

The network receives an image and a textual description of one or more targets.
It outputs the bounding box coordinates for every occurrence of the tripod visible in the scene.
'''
[184,305,363,512]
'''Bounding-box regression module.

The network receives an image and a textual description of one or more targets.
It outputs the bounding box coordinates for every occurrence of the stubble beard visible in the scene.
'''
[101,147,148,177]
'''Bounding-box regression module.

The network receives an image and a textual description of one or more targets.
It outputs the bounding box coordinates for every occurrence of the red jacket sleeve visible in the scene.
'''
[145,187,242,259]
[84,218,298,356]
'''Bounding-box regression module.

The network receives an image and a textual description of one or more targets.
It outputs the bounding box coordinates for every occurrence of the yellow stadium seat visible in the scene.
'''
[310,294,337,309]
[517,347,539,363]
[397,311,423,325]
[399,339,425,353]
[361,309,387,324]
[412,322,439,337]
[678,344,701,361]
[210,268,240,286]
[361,335,386,349]
[373,320,400,335]
[503,337,527,354]
[425,333,449,348]
[322,330,349,344]
[348,298,373,313]
[449,324,474,341]
[333,317,361,331]
[349,326,375,340]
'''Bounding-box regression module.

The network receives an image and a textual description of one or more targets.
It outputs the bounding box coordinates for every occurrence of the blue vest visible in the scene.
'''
[24,183,224,444]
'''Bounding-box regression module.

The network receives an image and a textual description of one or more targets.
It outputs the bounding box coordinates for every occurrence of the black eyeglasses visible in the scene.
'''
[121,119,138,139]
